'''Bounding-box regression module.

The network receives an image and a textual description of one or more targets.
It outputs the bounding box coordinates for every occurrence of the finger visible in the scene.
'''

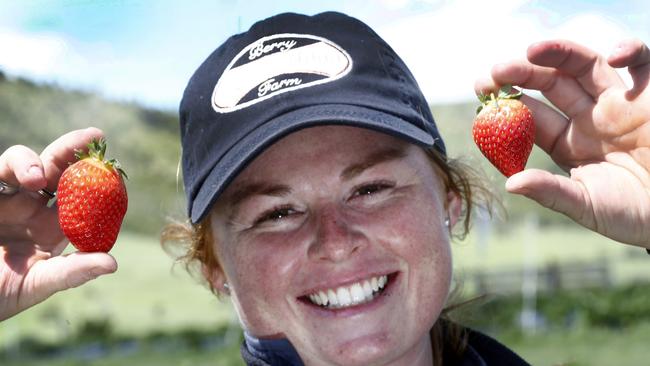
[0,145,47,191]
[22,252,117,305]
[608,38,650,97]
[489,60,596,121]
[518,94,570,159]
[39,127,104,192]
[474,77,570,159]
[527,39,625,99]
[474,76,498,97]
[505,169,592,227]
[608,38,650,68]
[0,146,53,228]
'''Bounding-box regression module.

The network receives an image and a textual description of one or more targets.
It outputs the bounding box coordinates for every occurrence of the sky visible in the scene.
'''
[0,0,648,110]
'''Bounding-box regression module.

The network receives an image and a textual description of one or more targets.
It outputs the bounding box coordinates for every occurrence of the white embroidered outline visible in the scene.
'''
[211,33,353,114]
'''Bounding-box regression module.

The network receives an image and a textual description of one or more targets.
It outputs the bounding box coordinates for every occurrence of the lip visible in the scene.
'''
[297,272,400,317]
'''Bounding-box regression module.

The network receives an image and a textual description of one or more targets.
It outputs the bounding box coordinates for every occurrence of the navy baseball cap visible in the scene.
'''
[180,11,446,224]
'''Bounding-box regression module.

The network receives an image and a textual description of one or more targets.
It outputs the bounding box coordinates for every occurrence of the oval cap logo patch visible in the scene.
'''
[211,33,353,113]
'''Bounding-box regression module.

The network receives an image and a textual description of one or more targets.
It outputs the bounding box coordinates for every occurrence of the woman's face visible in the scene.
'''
[210,125,457,366]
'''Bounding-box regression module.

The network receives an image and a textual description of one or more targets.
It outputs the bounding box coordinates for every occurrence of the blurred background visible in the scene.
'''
[1,1,649,365]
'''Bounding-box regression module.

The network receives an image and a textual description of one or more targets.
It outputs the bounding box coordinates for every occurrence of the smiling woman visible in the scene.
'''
[161,11,526,366]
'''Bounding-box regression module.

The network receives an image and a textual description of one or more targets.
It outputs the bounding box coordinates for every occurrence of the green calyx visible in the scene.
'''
[476,84,523,114]
[74,138,128,180]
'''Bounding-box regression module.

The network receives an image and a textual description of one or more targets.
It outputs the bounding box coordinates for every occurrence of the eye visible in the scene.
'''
[351,181,394,198]
[253,205,298,226]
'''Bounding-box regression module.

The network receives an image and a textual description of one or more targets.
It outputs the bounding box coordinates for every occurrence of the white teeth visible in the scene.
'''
[307,275,390,309]
[327,289,338,306]
[350,283,364,303]
[337,287,352,307]
[371,277,379,292]
[362,280,373,297]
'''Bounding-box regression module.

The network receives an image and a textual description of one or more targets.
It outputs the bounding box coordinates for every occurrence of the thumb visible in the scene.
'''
[505,169,589,222]
[26,252,117,300]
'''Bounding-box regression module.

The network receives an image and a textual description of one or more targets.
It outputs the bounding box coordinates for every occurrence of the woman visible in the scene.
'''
[1,11,649,366]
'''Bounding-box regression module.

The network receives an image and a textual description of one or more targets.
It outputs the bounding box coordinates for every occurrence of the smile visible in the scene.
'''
[306,275,388,309]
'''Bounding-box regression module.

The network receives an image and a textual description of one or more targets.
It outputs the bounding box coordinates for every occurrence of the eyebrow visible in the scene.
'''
[226,145,409,210]
[227,182,292,210]
[340,145,409,181]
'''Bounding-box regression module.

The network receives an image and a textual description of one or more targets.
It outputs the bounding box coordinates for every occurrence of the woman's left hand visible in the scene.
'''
[476,39,650,248]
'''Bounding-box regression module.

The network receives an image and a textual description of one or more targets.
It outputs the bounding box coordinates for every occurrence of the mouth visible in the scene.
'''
[301,273,395,310]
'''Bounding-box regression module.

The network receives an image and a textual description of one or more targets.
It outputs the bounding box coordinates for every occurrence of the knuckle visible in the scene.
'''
[3,144,37,163]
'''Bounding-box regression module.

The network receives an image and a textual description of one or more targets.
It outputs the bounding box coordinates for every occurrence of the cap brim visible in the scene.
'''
[190,103,435,223]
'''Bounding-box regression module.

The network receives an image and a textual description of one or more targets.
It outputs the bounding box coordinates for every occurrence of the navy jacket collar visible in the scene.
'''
[241,328,529,366]
[243,332,304,366]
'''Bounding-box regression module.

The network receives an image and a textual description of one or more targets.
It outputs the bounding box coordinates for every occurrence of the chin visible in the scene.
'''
[300,325,431,366]
[314,337,400,366]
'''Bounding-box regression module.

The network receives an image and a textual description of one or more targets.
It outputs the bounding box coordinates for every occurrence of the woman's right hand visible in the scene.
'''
[0,128,117,321]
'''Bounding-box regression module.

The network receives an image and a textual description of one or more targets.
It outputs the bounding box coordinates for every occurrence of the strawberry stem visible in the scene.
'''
[475,84,522,114]
[73,138,128,180]
[499,84,523,100]
[490,92,497,109]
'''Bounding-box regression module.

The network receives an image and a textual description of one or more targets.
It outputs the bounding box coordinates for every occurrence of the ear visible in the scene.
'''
[446,190,462,228]
[202,264,229,295]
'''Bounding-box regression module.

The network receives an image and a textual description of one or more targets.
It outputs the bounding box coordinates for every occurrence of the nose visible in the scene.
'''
[307,206,366,262]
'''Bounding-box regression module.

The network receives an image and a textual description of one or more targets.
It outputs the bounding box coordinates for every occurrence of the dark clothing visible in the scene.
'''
[241,328,530,366]
[461,329,531,366]
[242,332,304,366]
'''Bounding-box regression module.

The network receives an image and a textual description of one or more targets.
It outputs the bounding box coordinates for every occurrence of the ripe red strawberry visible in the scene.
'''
[472,85,535,177]
[57,138,128,252]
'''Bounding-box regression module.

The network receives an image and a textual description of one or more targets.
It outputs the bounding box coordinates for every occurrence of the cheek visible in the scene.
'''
[394,195,453,326]
[218,233,304,334]
[365,190,453,307]
[367,191,450,264]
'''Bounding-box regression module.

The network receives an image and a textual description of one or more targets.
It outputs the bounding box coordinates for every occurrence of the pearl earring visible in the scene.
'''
[444,217,450,228]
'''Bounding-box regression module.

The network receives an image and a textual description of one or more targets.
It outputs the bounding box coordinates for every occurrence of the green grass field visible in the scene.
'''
[1,348,245,366]
[453,218,650,284]
[2,225,649,365]
[500,323,650,366]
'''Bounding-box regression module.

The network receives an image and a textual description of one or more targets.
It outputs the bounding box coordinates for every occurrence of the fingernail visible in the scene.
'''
[28,165,43,178]
[90,267,106,278]
[505,176,527,194]
[90,265,116,277]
